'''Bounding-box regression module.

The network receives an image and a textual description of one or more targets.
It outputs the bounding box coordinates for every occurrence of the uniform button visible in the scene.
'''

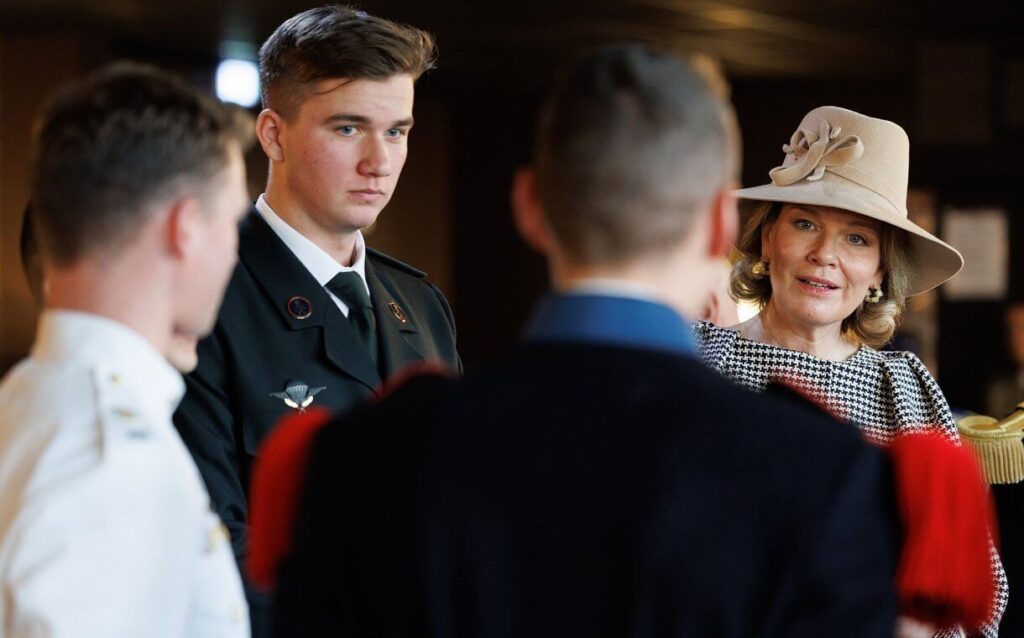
[230,606,244,622]
[113,408,136,419]
[109,373,122,385]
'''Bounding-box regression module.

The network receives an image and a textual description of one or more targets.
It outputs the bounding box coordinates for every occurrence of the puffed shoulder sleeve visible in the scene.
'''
[879,352,1008,636]
[878,351,958,441]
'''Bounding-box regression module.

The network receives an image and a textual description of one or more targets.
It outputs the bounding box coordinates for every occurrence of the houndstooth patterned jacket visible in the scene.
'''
[694,320,1007,638]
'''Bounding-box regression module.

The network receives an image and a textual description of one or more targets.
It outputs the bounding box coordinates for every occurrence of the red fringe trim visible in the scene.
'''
[890,432,998,631]
[246,407,332,590]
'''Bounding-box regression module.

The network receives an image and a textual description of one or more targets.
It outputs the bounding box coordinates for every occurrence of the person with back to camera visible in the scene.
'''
[20,202,203,373]
[0,62,253,637]
[694,106,1006,637]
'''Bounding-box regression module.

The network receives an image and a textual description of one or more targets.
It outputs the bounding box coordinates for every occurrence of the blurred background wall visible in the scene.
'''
[1,0,1022,416]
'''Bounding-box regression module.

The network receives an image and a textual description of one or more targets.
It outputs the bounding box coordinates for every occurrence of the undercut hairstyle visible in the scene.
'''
[31,62,253,268]
[259,5,437,118]
[731,201,913,348]
[533,43,737,265]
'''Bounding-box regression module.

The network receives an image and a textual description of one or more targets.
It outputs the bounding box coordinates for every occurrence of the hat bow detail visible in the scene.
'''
[769,119,864,186]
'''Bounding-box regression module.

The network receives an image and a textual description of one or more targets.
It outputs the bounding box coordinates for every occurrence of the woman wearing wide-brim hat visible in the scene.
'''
[694,106,1005,637]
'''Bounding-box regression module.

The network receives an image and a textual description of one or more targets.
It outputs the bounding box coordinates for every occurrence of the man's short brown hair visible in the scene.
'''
[533,44,736,265]
[31,62,253,268]
[259,5,437,118]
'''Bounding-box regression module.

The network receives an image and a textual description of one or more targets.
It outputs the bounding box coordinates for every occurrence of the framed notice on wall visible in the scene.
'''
[942,207,1008,301]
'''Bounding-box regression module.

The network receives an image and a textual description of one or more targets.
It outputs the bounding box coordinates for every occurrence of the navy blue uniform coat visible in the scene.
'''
[273,296,899,638]
[174,209,461,635]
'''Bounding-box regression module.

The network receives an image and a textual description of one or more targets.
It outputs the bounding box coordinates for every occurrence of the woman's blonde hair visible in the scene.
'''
[730,201,912,349]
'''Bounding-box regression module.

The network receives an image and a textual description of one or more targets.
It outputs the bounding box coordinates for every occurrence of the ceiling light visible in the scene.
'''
[216,58,259,107]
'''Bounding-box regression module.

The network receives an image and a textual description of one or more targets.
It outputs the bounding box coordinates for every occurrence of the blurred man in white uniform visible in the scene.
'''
[0,63,252,638]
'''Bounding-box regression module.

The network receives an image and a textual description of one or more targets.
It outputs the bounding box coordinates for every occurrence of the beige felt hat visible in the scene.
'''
[735,106,963,296]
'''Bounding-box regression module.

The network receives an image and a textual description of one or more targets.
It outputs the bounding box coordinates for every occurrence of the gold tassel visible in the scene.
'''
[958,403,1024,485]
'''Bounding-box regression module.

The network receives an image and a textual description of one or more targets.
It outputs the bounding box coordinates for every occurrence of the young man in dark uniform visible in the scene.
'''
[173,7,460,635]
[262,45,900,637]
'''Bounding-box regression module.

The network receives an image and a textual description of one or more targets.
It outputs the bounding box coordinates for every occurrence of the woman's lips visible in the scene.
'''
[796,276,839,295]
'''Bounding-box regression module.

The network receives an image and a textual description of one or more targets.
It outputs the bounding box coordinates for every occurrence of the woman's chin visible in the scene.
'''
[774,300,853,334]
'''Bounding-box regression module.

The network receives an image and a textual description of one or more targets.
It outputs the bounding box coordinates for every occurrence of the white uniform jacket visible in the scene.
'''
[0,311,249,638]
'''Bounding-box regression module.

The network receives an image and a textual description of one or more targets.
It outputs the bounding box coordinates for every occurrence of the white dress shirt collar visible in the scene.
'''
[31,310,185,425]
[255,194,369,295]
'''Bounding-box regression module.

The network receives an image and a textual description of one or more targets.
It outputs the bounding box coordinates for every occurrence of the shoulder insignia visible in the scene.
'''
[109,405,152,439]
[91,366,152,440]
[959,405,1024,485]
[367,248,426,279]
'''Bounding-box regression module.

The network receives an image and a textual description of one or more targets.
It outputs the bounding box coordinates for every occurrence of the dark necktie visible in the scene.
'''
[326,271,378,367]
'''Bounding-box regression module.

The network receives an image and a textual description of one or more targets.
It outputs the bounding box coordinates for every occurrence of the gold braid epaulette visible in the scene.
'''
[958,402,1024,485]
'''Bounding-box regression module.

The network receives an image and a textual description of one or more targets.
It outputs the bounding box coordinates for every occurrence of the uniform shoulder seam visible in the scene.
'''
[367,248,426,279]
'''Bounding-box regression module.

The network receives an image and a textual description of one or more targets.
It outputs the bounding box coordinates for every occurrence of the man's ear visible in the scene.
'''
[256,109,285,162]
[707,187,738,259]
[165,197,203,260]
[511,167,553,255]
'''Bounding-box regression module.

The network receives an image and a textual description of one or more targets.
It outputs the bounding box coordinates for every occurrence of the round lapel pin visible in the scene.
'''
[287,296,313,320]
[388,301,407,323]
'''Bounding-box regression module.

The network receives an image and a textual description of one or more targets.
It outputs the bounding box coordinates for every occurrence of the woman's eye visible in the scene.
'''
[794,219,815,231]
[848,234,868,246]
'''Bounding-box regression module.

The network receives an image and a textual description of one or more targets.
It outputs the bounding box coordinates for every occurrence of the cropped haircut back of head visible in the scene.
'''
[31,62,252,268]
[259,4,437,118]
[534,44,736,265]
